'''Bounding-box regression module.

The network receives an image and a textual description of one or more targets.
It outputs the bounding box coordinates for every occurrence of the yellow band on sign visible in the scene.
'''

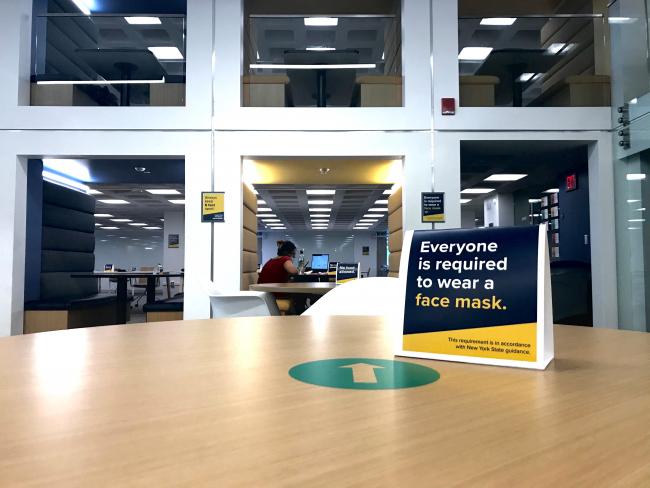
[202,192,225,222]
[423,214,445,223]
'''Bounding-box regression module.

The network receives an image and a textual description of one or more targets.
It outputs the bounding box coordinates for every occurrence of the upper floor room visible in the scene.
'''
[0,0,634,132]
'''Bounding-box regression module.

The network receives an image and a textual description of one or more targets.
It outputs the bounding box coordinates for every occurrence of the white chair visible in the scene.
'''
[209,291,280,318]
[302,277,401,317]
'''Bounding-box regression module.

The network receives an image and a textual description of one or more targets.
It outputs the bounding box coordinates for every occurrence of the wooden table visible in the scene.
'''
[72,272,183,324]
[1,317,649,486]
[250,281,336,295]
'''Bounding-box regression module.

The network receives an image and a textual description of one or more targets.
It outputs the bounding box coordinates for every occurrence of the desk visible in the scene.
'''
[250,282,336,295]
[0,318,649,485]
[71,272,183,324]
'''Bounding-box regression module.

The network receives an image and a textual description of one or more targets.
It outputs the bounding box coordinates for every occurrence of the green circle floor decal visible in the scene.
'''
[289,358,440,390]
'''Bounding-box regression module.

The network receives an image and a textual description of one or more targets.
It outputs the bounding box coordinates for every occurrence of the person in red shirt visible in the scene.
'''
[258,241,299,284]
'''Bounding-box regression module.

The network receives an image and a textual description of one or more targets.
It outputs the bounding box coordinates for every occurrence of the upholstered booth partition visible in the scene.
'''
[387,186,403,278]
[242,184,259,290]
[24,182,117,333]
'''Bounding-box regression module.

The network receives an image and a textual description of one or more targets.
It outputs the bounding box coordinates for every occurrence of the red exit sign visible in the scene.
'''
[566,173,577,192]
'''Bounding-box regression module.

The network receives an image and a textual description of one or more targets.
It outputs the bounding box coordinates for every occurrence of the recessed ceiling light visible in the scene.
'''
[110,219,132,222]
[460,188,495,194]
[258,208,272,212]
[145,247,153,250]
[119,236,127,239]
[263,219,281,222]
[311,219,329,223]
[87,189,103,195]
[309,208,331,213]
[460,199,472,204]
[100,239,107,242]
[125,16,161,25]
[626,173,646,181]
[160,219,164,222]
[359,219,378,222]
[484,174,527,182]
[628,219,646,222]
[146,189,181,195]
[95,223,101,226]
[375,199,389,204]
[458,47,493,61]
[543,188,560,193]
[134,166,148,172]
[169,199,185,204]
[306,46,336,51]
[546,43,566,55]
[364,214,383,218]
[257,214,276,218]
[100,226,119,230]
[304,17,338,26]
[148,46,184,60]
[257,200,266,205]
[129,223,147,226]
[368,208,388,212]
[383,189,393,195]
[528,199,542,203]
[627,199,641,203]
[144,226,162,230]
[94,213,113,218]
[608,17,636,24]
[306,189,336,195]
[517,73,535,82]
[308,199,334,205]
[480,17,516,25]
[98,199,130,204]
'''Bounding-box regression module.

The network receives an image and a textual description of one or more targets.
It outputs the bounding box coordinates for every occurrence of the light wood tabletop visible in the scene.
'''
[0,317,649,486]
[250,281,336,294]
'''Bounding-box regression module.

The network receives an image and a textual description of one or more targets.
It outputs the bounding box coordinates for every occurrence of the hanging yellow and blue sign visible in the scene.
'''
[421,192,445,223]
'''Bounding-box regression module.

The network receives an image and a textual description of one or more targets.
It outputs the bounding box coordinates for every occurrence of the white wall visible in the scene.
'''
[94,241,163,272]
[261,231,380,276]
[163,211,185,273]
[484,193,514,227]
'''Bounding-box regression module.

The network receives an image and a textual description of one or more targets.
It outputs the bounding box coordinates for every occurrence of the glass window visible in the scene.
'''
[30,1,186,106]
[243,1,402,107]
[458,1,609,107]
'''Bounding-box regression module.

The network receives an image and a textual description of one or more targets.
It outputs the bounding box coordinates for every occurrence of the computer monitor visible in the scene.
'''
[311,254,330,272]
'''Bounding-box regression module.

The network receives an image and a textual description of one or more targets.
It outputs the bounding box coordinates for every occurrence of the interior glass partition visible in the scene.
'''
[458,13,609,107]
[243,1,402,108]
[30,14,186,106]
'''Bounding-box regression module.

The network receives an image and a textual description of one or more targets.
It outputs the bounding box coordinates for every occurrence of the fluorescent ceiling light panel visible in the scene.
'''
[543,189,560,194]
[364,214,384,218]
[375,199,389,204]
[128,223,147,226]
[148,46,184,60]
[480,17,516,26]
[368,208,388,212]
[125,16,161,25]
[308,200,334,205]
[110,219,132,222]
[168,199,185,204]
[627,199,641,203]
[42,171,89,193]
[87,189,102,195]
[146,189,180,195]
[306,47,336,51]
[460,199,472,204]
[71,0,91,15]
[517,73,535,82]
[94,213,113,218]
[461,188,494,194]
[100,226,119,230]
[262,219,281,222]
[95,223,101,226]
[383,189,393,195]
[608,17,637,24]
[257,200,266,205]
[309,208,331,213]
[546,43,566,55]
[304,17,339,26]
[528,199,542,203]
[626,173,646,181]
[145,247,153,250]
[251,63,376,70]
[458,47,493,61]
[257,214,276,218]
[484,174,527,182]
[628,219,645,222]
[98,199,130,204]
[359,219,378,222]
[258,208,272,212]
[311,219,329,223]
[306,189,336,195]
[144,226,162,230]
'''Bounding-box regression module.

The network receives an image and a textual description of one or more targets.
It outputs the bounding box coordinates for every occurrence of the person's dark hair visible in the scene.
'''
[277,240,297,257]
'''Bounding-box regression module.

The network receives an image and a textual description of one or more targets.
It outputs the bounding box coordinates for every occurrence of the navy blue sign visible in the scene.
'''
[404,227,538,334]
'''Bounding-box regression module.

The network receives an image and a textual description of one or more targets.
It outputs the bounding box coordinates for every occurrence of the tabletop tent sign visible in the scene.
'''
[336,263,360,284]
[396,225,553,370]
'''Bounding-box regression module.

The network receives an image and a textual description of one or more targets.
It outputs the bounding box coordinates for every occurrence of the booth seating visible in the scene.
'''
[144,295,184,323]
[24,182,117,334]
[387,186,403,278]
[459,75,500,107]
[531,75,610,107]
[243,75,290,107]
